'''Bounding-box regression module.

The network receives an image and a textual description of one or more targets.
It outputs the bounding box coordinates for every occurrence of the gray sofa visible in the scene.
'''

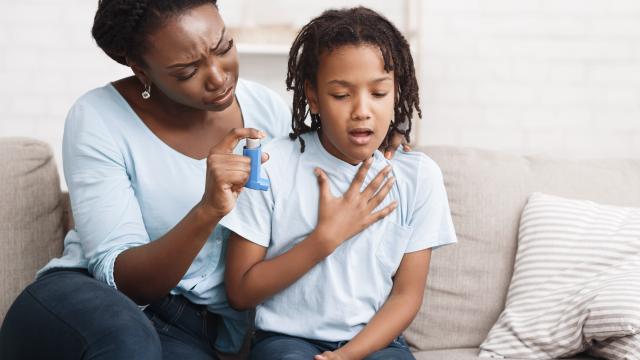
[3,136,640,359]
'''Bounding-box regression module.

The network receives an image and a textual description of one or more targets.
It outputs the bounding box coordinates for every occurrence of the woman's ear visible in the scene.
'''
[127,57,150,87]
[304,81,319,114]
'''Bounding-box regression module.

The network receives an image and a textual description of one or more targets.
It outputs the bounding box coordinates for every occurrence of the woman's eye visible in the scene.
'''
[373,92,389,98]
[331,94,348,100]
[177,68,198,81]
[220,39,234,55]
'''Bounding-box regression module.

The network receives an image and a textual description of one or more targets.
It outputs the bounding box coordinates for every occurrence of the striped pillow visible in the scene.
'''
[479,192,640,359]
[590,335,640,359]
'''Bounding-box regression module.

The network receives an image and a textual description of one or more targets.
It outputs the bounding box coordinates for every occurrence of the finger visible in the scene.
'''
[368,201,398,223]
[361,165,392,199]
[367,176,395,210]
[346,157,373,195]
[402,143,412,152]
[211,128,266,154]
[383,131,405,159]
[260,151,270,164]
[216,170,251,187]
[315,168,332,201]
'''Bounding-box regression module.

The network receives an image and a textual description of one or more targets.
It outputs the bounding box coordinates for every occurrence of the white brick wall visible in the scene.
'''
[2,1,640,190]
[418,0,640,158]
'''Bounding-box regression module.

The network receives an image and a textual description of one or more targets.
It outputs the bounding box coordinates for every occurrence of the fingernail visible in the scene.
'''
[385,151,391,159]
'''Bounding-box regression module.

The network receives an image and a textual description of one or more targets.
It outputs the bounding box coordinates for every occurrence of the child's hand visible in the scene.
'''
[313,157,397,254]
[315,350,349,360]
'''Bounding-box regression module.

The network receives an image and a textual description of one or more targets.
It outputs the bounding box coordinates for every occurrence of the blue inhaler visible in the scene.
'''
[243,138,270,191]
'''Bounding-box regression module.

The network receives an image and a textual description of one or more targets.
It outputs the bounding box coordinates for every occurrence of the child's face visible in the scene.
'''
[306,44,395,165]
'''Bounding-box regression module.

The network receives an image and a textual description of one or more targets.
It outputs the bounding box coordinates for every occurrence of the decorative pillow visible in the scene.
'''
[589,335,640,360]
[479,192,640,359]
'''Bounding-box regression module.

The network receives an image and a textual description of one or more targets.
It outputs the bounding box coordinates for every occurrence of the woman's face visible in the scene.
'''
[137,3,239,112]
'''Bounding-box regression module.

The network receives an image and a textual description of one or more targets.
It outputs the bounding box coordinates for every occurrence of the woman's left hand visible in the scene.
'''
[315,350,349,360]
[381,130,411,159]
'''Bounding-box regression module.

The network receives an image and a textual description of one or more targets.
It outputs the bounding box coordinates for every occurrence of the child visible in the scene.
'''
[220,7,457,360]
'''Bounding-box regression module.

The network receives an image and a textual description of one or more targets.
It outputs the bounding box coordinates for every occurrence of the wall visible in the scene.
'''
[418,0,640,158]
[1,1,640,190]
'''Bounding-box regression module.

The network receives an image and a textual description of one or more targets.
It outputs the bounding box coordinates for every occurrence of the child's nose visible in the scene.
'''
[351,96,372,120]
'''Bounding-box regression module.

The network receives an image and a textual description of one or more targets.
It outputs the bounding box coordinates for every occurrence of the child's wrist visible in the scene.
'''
[310,228,339,257]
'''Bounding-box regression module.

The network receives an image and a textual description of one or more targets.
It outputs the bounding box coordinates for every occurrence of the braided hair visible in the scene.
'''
[286,6,421,152]
[92,0,218,66]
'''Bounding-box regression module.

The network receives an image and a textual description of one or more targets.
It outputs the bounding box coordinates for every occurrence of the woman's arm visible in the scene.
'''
[114,128,264,304]
[225,158,397,310]
[317,249,432,360]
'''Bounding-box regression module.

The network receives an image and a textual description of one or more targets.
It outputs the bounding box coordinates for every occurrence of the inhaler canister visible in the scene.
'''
[243,138,270,191]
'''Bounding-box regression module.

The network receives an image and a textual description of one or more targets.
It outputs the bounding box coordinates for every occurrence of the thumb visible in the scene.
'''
[315,167,331,201]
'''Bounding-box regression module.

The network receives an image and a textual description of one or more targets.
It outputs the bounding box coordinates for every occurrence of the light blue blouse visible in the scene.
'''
[39,79,291,353]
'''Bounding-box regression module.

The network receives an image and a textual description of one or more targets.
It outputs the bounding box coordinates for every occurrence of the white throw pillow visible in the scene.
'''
[589,335,640,359]
[479,192,640,359]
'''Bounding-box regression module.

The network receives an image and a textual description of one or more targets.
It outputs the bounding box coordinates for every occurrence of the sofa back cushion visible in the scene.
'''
[0,138,64,320]
[404,146,640,351]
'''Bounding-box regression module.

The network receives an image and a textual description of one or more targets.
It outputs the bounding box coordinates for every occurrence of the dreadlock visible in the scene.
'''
[92,0,218,66]
[286,6,421,152]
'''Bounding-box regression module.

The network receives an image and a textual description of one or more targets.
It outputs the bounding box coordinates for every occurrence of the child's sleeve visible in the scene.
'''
[218,177,274,248]
[405,157,458,253]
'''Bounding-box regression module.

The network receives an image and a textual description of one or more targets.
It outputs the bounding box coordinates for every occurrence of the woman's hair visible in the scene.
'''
[92,0,218,66]
[286,6,421,152]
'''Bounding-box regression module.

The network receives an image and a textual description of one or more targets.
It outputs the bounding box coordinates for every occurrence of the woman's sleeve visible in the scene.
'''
[62,101,150,288]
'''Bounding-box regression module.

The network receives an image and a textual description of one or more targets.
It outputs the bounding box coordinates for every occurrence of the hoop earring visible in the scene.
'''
[141,84,151,99]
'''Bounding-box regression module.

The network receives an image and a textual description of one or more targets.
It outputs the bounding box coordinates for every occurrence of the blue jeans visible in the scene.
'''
[250,330,415,360]
[0,268,222,360]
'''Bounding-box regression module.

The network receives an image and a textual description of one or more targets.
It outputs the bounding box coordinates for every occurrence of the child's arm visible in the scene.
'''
[317,249,432,360]
[225,158,397,310]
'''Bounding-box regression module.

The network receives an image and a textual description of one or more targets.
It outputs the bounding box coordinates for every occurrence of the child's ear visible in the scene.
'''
[304,81,319,114]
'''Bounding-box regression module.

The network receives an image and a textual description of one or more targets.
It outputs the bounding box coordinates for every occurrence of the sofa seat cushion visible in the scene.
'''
[413,347,597,360]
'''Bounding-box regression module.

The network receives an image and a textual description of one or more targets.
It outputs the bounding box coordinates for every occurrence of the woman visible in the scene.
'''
[0,1,407,359]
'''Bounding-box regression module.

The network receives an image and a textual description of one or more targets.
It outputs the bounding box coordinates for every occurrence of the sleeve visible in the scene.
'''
[62,101,150,288]
[218,172,275,248]
[405,157,458,253]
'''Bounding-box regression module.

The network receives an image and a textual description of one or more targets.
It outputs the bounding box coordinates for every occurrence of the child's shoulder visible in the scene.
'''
[388,149,444,184]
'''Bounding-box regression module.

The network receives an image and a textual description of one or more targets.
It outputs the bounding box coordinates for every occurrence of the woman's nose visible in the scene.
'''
[204,62,226,91]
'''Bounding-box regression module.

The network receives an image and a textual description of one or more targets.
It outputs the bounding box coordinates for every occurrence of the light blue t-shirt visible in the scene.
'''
[39,78,291,353]
[219,131,457,342]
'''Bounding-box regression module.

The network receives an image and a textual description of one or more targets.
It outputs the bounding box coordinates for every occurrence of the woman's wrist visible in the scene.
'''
[193,201,224,227]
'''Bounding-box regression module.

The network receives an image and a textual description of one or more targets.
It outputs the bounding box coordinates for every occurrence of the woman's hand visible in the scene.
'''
[313,157,397,254]
[381,130,411,159]
[198,127,267,220]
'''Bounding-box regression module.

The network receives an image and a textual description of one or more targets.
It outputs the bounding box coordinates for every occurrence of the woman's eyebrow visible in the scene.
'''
[166,27,227,69]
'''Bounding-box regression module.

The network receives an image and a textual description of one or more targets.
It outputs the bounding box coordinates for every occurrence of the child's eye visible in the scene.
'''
[373,92,389,98]
[331,94,349,100]
[177,67,198,81]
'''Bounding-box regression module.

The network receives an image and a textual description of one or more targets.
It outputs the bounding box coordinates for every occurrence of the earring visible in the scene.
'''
[141,84,151,99]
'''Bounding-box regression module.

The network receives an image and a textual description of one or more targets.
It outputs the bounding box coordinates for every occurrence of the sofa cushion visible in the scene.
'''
[480,192,640,359]
[0,138,64,321]
[405,146,640,351]
[412,347,597,360]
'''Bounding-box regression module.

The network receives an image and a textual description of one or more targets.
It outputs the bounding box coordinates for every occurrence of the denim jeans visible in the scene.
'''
[250,330,415,360]
[0,268,222,360]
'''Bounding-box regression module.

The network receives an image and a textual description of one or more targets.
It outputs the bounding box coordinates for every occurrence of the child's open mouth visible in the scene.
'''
[348,128,374,145]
